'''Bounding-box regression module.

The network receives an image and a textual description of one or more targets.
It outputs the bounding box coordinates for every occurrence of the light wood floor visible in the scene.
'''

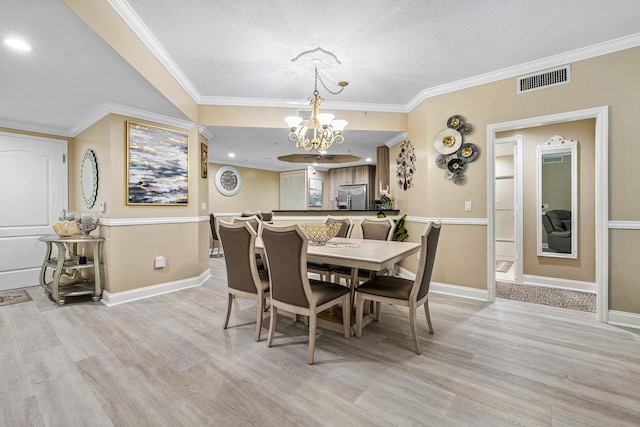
[2,257,639,426]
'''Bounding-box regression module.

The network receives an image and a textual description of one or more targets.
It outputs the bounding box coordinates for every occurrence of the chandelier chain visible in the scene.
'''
[315,67,346,96]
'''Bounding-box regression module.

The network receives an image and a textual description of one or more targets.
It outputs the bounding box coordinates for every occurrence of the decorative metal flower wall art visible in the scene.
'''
[434,115,479,185]
[396,139,416,191]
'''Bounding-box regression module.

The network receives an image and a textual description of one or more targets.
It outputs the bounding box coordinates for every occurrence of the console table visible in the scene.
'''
[38,235,104,305]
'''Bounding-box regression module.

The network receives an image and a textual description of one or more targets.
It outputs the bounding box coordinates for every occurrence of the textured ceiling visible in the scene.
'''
[2,0,640,171]
[125,0,640,106]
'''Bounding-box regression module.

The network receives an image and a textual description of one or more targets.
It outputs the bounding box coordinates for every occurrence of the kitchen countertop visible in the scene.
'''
[273,209,399,215]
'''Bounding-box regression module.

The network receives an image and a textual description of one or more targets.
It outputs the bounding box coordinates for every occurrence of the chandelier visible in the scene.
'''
[285,66,349,152]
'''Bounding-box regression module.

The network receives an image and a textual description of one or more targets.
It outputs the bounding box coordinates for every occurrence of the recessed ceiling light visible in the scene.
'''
[228,153,235,158]
[4,38,32,52]
[319,150,327,155]
[365,158,372,162]
[312,162,318,166]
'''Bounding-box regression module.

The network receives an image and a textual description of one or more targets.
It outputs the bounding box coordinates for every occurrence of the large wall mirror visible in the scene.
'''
[81,149,98,209]
[536,135,577,258]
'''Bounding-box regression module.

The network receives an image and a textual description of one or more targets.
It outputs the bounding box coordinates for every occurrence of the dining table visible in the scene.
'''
[255,236,421,336]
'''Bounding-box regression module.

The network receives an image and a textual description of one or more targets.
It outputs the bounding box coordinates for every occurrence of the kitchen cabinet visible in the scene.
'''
[328,165,376,209]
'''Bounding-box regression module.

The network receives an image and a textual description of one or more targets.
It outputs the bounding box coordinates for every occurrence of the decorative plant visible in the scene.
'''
[376,212,408,242]
[379,183,393,208]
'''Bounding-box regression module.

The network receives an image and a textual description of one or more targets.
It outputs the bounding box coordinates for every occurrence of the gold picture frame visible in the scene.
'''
[201,143,208,179]
[126,121,189,205]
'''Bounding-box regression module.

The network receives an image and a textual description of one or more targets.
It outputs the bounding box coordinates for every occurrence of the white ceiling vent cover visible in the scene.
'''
[297,109,312,120]
[517,65,571,94]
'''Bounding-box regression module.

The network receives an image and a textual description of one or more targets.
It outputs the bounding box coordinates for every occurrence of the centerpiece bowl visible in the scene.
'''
[52,220,79,237]
[299,222,341,246]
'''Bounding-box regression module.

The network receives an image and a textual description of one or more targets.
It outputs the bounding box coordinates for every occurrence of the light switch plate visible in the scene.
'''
[465,201,472,211]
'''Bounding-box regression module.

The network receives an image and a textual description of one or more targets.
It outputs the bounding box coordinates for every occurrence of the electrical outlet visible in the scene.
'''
[201,202,207,211]
[154,256,166,269]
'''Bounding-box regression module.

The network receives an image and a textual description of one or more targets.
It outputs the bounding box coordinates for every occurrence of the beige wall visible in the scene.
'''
[72,115,209,294]
[392,46,640,312]
[499,120,596,283]
[209,163,280,214]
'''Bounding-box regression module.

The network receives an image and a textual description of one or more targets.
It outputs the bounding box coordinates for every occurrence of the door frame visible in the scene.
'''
[494,136,524,282]
[486,106,609,322]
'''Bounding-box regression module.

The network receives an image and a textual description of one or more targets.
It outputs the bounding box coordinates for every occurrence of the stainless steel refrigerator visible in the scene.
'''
[337,184,368,210]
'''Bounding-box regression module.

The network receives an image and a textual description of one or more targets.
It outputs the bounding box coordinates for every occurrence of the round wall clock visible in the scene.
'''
[215,165,241,196]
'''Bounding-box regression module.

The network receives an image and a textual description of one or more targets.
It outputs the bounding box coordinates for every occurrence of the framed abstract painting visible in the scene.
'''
[126,121,189,205]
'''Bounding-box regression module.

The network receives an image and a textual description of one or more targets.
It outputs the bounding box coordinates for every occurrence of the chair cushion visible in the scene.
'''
[356,276,413,300]
[309,279,350,306]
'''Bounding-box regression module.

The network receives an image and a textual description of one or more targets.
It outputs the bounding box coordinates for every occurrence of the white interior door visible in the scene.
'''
[0,132,68,291]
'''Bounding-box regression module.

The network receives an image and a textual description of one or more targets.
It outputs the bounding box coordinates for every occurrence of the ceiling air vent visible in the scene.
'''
[517,65,570,94]
[543,155,564,164]
[297,109,312,120]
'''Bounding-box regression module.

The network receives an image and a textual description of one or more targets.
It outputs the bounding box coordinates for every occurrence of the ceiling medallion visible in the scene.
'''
[285,48,349,153]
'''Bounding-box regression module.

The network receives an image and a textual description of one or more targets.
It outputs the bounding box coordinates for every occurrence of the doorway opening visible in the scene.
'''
[487,106,609,322]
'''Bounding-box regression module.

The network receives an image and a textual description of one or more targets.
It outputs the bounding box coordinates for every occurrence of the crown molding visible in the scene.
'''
[384,132,408,147]
[107,0,200,103]
[198,126,214,141]
[71,102,196,136]
[198,95,408,113]
[405,32,640,111]
[0,118,72,138]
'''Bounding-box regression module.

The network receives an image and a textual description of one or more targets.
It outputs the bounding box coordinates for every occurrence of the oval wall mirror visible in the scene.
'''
[536,135,578,259]
[80,149,98,209]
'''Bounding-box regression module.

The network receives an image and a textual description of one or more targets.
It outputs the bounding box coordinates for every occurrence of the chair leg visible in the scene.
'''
[342,294,351,338]
[424,299,434,334]
[223,293,233,329]
[308,313,317,365]
[255,298,264,342]
[355,293,364,338]
[267,306,277,347]
[409,305,421,355]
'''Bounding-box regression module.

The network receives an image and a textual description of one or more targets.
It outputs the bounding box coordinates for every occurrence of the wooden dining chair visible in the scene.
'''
[355,221,441,354]
[218,221,270,341]
[334,216,396,286]
[361,216,395,241]
[241,210,263,221]
[232,215,265,270]
[209,213,222,258]
[261,223,351,365]
[325,216,354,238]
[307,216,354,281]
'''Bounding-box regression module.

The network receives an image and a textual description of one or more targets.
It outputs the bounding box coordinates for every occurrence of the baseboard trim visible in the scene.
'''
[522,274,596,293]
[395,266,489,302]
[607,310,640,331]
[101,268,211,306]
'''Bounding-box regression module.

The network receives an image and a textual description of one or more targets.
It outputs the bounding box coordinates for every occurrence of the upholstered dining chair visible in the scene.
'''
[232,215,262,234]
[209,213,222,258]
[241,210,263,221]
[218,221,270,341]
[361,216,395,241]
[261,223,351,365]
[307,216,354,281]
[355,221,441,354]
[232,215,265,270]
[325,215,354,238]
[334,216,396,286]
